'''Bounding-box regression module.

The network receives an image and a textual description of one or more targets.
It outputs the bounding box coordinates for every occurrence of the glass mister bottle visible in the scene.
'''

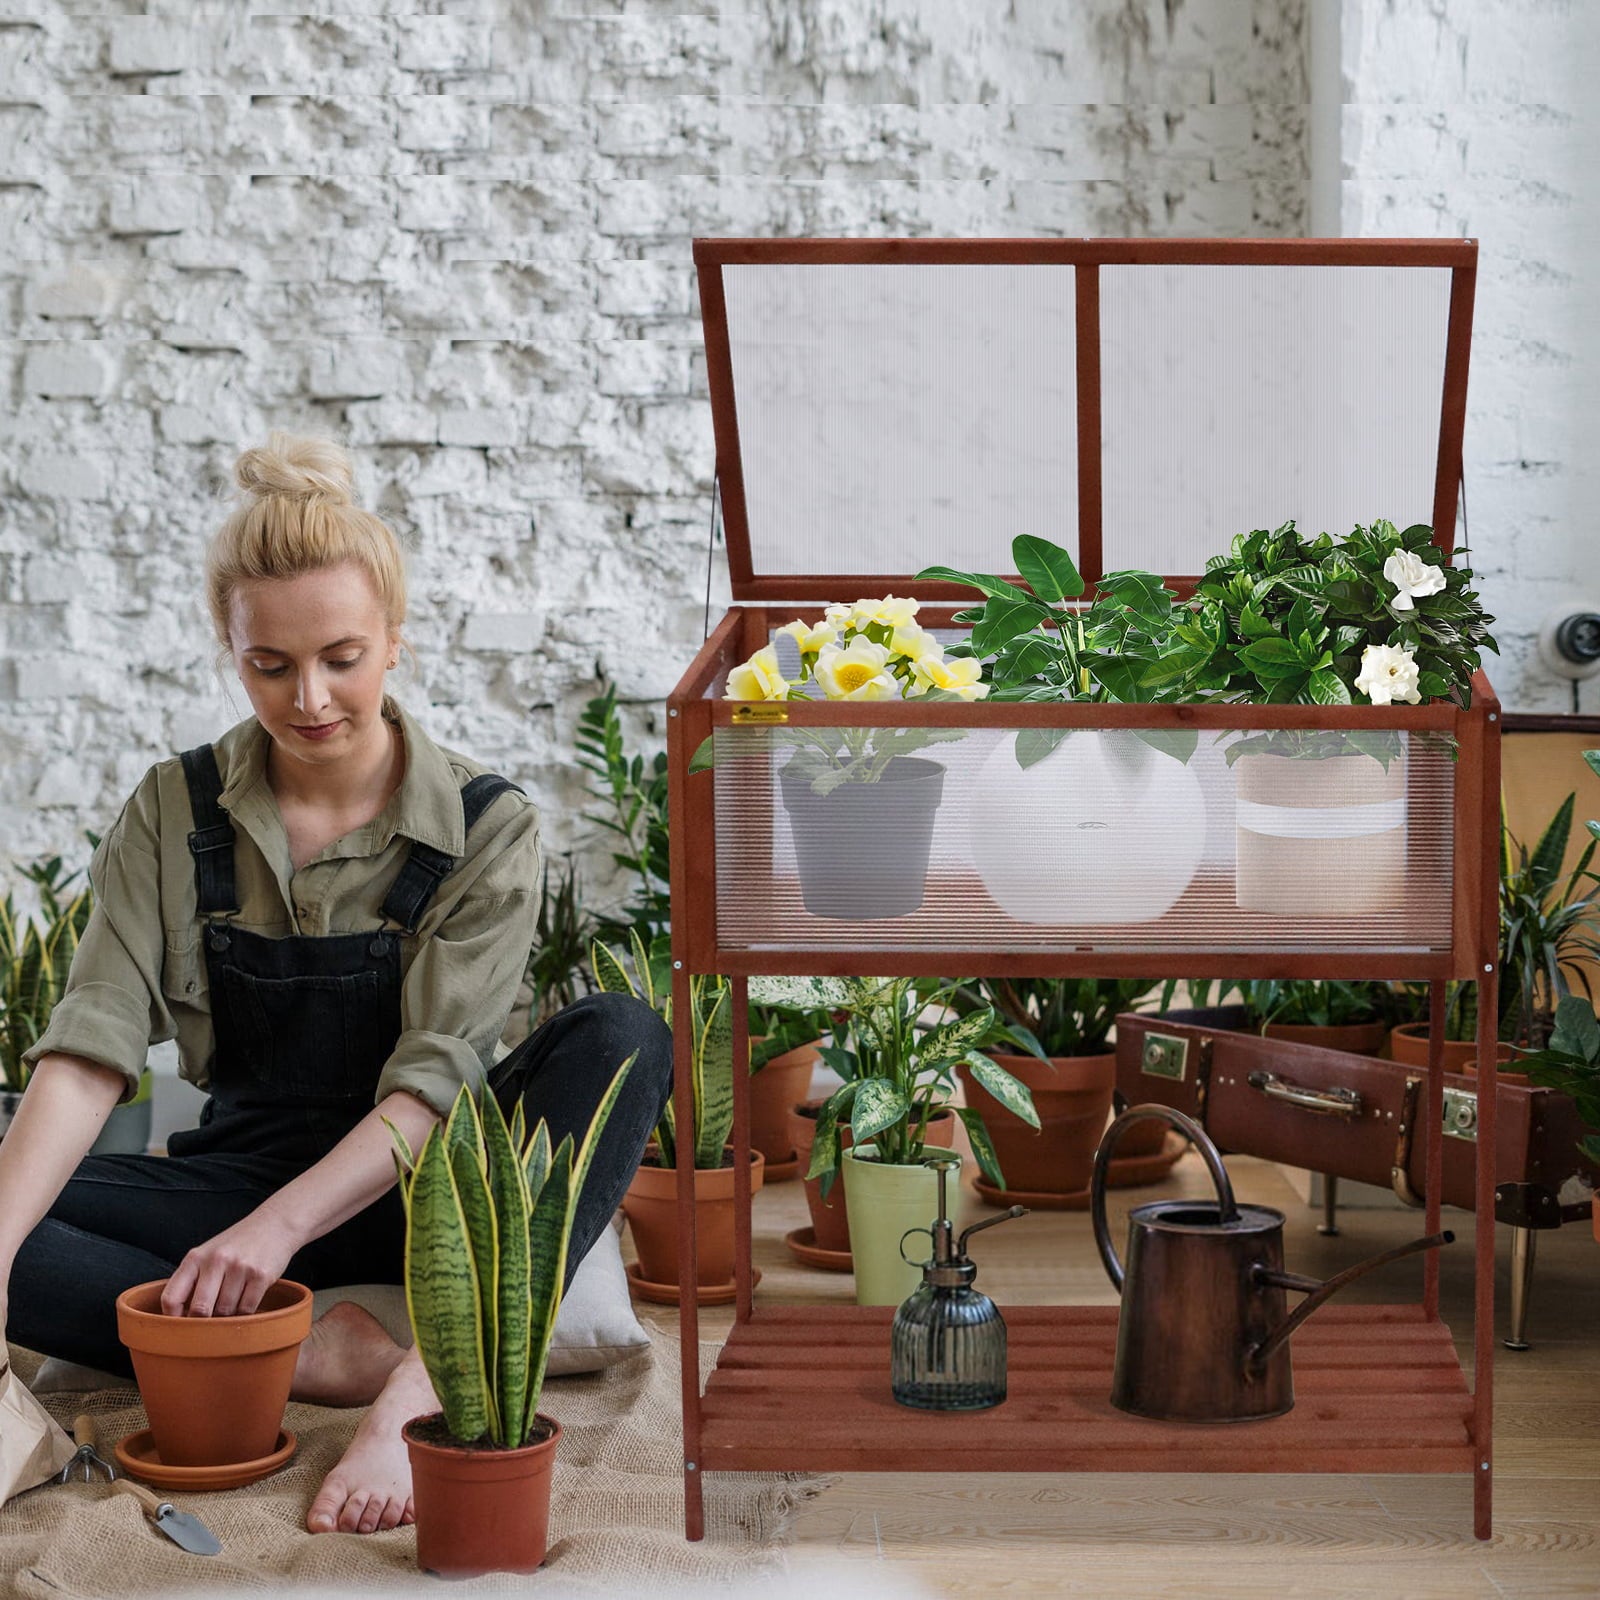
[891,1154,1028,1411]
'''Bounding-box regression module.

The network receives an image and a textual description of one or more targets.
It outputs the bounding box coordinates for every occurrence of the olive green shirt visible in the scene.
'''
[25,699,542,1119]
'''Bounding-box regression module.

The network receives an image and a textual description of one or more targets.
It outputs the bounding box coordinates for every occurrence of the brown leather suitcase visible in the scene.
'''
[1115,1008,1596,1349]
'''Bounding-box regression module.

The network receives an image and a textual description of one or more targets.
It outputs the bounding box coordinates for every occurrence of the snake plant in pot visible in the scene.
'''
[391,1055,636,1578]
[593,933,764,1302]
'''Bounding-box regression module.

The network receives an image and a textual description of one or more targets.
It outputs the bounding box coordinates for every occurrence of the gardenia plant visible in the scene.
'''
[702,595,985,795]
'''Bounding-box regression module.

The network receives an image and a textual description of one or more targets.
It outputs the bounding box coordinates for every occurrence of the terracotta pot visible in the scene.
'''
[116,1278,312,1468]
[1389,1022,1524,1081]
[1264,1020,1390,1056]
[788,1101,956,1256]
[404,1412,561,1577]
[1235,750,1406,916]
[622,1147,765,1288]
[747,1040,820,1176]
[1111,1112,1169,1160]
[957,1052,1116,1197]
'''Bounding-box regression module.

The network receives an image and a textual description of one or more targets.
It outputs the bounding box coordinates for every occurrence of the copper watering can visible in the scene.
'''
[1089,1105,1453,1424]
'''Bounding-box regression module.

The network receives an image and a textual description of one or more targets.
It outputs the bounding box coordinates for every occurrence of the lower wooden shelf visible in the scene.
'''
[698,1303,1476,1475]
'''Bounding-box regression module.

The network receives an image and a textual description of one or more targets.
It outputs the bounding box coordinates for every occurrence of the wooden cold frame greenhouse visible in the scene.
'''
[663,238,1501,1539]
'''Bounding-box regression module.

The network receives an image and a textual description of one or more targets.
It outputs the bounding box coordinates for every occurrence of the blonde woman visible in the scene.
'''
[0,434,672,1534]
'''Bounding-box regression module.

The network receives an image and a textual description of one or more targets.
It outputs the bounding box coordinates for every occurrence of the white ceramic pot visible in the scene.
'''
[970,730,1207,923]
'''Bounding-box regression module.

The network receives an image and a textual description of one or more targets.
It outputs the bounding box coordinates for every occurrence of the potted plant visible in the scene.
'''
[593,933,763,1303]
[1519,995,1600,1242]
[916,539,1208,923]
[392,1055,636,1577]
[754,974,1039,1305]
[1391,788,1600,1076]
[1139,519,1497,916]
[694,597,982,919]
[1178,978,1402,1057]
[747,999,830,1181]
[0,851,151,1147]
[948,977,1167,1205]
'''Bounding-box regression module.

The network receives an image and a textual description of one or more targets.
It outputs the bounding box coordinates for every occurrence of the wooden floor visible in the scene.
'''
[627,1144,1600,1599]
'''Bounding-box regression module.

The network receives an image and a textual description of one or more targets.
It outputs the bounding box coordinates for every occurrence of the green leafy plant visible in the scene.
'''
[524,854,597,1032]
[576,681,671,952]
[916,537,1196,767]
[389,1056,636,1448]
[590,933,732,1169]
[1516,995,1600,1164]
[749,1000,835,1073]
[1175,978,1409,1033]
[1145,519,1497,765]
[748,974,1041,1193]
[1,853,95,1092]
[948,977,1159,1057]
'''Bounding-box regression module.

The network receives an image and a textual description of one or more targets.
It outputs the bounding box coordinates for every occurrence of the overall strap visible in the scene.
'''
[179,745,240,915]
[380,773,526,934]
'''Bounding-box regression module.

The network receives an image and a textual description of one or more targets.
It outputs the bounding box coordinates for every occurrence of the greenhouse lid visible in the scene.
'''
[693,238,1477,603]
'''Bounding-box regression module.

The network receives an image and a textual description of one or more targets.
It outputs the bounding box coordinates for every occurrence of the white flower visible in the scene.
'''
[851,595,920,631]
[724,645,790,701]
[823,602,855,633]
[1355,643,1422,705]
[814,638,896,700]
[887,622,940,662]
[907,652,989,701]
[1382,548,1447,612]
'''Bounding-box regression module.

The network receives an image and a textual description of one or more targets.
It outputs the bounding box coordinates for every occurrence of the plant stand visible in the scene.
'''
[667,236,1500,1543]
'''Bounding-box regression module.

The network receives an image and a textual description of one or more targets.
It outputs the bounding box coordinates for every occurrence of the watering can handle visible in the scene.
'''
[1090,1103,1238,1292]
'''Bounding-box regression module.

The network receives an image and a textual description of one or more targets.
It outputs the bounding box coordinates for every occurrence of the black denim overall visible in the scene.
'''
[167,744,521,1166]
[8,744,676,1376]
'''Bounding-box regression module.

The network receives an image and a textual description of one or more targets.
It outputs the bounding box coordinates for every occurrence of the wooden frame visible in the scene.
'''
[667,238,1500,1543]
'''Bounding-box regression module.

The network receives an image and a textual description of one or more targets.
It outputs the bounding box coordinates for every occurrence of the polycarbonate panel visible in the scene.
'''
[722,264,1078,583]
[1101,265,1452,574]
[711,723,1455,954]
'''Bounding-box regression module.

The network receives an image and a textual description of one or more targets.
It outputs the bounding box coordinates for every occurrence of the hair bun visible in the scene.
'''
[233,431,355,506]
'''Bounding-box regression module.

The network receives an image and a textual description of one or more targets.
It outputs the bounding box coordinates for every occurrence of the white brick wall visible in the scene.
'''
[1337,0,1599,715]
[1,0,1312,881]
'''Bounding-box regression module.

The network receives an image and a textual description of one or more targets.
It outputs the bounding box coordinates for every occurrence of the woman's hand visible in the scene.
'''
[160,1209,301,1319]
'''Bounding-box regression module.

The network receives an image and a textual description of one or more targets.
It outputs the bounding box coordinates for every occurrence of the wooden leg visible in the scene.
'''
[1473,962,1497,1541]
[673,959,705,1541]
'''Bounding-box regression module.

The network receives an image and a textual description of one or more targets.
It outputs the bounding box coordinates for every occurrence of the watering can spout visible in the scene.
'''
[1246,1228,1455,1375]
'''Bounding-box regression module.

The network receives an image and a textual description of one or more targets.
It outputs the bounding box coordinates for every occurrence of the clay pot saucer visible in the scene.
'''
[625,1260,760,1306]
[783,1225,853,1272]
[114,1427,297,1492]
[973,1133,1188,1210]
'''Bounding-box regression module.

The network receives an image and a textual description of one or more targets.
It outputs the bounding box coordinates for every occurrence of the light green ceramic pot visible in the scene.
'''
[841,1146,956,1307]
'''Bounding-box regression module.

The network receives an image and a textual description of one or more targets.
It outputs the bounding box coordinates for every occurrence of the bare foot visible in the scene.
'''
[292,1301,408,1408]
[306,1346,437,1535]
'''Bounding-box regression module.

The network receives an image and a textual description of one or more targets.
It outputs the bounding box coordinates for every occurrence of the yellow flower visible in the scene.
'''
[850,594,920,631]
[776,618,838,657]
[815,639,896,700]
[724,645,790,701]
[908,652,988,701]
[888,622,940,661]
[823,602,856,633]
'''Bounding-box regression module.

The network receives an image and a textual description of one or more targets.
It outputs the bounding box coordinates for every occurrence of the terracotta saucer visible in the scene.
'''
[971,1133,1188,1211]
[114,1427,297,1492]
[784,1225,853,1272]
[625,1260,760,1306]
[760,1153,802,1183]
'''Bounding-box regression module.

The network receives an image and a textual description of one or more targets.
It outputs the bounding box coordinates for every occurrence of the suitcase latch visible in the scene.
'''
[1442,1087,1478,1142]
[1140,1032,1189,1082]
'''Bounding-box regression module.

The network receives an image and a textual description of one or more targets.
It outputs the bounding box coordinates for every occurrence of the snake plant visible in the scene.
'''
[1,856,94,1092]
[591,931,732,1169]
[389,1052,636,1449]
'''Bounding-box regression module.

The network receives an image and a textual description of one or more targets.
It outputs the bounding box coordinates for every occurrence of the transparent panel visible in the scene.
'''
[723,264,1078,583]
[712,721,1454,955]
[1101,265,1452,574]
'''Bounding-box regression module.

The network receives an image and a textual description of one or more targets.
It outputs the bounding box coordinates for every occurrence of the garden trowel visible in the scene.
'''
[113,1477,222,1555]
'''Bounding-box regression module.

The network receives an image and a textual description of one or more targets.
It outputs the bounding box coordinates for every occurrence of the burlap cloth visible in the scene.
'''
[0,1335,830,1596]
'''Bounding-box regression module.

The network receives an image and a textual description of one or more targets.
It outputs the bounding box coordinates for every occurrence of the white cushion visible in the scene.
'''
[310,1213,648,1376]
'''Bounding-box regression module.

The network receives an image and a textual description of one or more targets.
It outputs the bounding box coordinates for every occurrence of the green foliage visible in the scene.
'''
[1516,996,1600,1165]
[525,853,598,1031]
[575,680,671,952]
[1178,978,1410,1033]
[0,851,95,1092]
[947,976,1159,1057]
[591,932,732,1169]
[748,975,1040,1194]
[390,1056,636,1448]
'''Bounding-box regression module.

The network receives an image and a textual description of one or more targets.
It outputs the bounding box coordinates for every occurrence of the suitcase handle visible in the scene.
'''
[1247,1070,1363,1120]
